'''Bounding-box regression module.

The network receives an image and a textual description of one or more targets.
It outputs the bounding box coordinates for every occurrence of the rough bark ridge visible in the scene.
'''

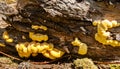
[1,0,120,61]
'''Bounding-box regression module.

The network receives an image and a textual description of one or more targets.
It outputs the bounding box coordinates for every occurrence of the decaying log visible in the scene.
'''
[1,0,120,61]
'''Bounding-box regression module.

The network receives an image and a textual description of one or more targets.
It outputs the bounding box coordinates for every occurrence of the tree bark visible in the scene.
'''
[1,0,120,61]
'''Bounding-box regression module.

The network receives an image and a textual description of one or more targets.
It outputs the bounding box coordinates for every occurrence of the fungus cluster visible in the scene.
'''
[16,42,64,59]
[2,25,64,59]
[71,38,88,55]
[2,31,13,43]
[16,24,63,59]
[93,20,120,47]
[29,25,48,42]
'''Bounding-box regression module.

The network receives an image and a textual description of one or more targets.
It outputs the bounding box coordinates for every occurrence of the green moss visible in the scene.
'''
[109,64,120,69]
[73,58,98,69]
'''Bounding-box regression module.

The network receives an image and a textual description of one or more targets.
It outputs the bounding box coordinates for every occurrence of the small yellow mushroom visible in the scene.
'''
[6,38,13,43]
[18,43,26,51]
[31,45,38,54]
[2,31,14,43]
[110,40,119,47]
[27,46,32,53]
[42,52,56,59]
[27,42,38,53]
[78,43,88,55]
[111,20,118,27]
[18,53,31,58]
[16,44,19,51]
[95,34,106,44]
[71,38,81,46]
[0,43,5,47]
[22,47,28,53]
[16,43,32,58]
[29,32,48,42]
[49,48,64,58]
[102,20,112,28]
[32,25,47,31]
[41,42,51,50]
[47,43,54,50]
[3,31,9,39]
[27,42,35,53]
[37,45,47,53]
[71,38,88,55]
[37,43,49,53]
[93,20,101,26]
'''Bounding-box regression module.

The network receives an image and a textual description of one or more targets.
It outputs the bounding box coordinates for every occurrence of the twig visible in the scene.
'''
[30,61,49,65]
[94,60,120,64]
[0,50,23,61]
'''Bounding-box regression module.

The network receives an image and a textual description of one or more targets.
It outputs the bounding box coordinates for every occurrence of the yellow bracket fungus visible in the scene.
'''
[2,31,13,43]
[71,38,88,55]
[42,51,56,59]
[0,43,5,47]
[15,42,64,59]
[29,32,48,42]
[93,20,120,47]
[32,25,47,31]
[49,48,64,58]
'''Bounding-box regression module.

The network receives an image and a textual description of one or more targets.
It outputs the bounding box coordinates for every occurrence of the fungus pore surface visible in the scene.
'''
[15,42,64,59]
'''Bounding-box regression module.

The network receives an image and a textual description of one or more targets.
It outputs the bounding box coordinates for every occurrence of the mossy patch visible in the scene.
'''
[73,58,98,69]
[109,64,120,69]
